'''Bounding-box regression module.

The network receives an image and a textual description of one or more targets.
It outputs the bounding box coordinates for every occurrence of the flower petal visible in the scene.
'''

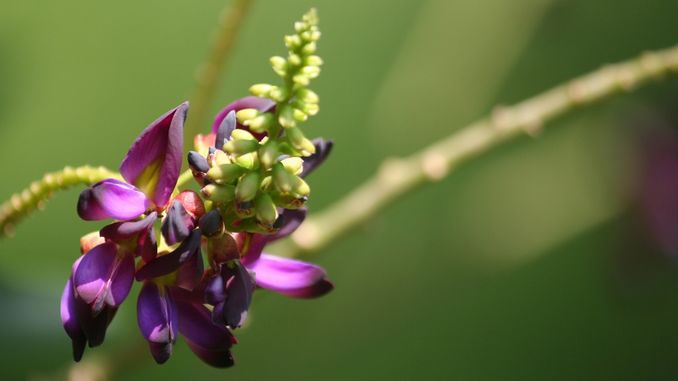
[217,263,255,329]
[214,111,236,151]
[175,299,236,368]
[239,233,267,265]
[137,282,177,364]
[120,102,187,207]
[73,242,135,313]
[300,138,333,178]
[60,278,86,361]
[246,254,333,298]
[211,96,275,140]
[135,229,202,281]
[161,200,194,245]
[268,208,306,242]
[77,179,149,221]
[99,212,157,241]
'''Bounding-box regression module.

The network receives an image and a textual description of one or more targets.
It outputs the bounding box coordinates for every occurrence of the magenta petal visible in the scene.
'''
[137,282,177,364]
[240,234,267,265]
[135,229,202,281]
[175,299,236,368]
[246,254,333,298]
[77,179,149,221]
[73,242,135,313]
[119,102,187,207]
[100,212,157,241]
[211,96,275,139]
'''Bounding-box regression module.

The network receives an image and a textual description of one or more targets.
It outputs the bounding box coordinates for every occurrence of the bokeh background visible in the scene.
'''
[2,0,678,379]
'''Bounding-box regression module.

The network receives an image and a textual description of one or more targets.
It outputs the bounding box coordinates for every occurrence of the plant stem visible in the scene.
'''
[185,0,255,144]
[0,166,119,238]
[276,44,678,258]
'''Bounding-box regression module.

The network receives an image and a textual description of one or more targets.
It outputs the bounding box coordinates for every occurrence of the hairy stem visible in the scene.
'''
[185,0,255,144]
[276,44,678,258]
[0,166,119,238]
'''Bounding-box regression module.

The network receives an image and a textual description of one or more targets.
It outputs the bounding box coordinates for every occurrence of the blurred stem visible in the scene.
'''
[0,166,119,239]
[276,44,678,258]
[185,0,255,145]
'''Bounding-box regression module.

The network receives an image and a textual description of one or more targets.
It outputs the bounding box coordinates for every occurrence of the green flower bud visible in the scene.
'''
[235,202,255,219]
[213,149,232,165]
[236,108,261,124]
[292,176,310,197]
[305,55,323,67]
[223,139,259,155]
[301,65,320,78]
[249,83,274,97]
[302,42,317,55]
[297,88,319,104]
[268,87,288,102]
[286,126,316,155]
[292,74,310,86]
[207,164,244,184]
[231,129,256,141]
[272,163,295,193]
[287,54,302,66]
[300,102,319,116]
[278,105,296,128]
[254,193,278,226]
[259,141,279,170]
[235,171,261,202]
[284,35,302,49]
[281,157,303,175]
[272,193,308,209]
[244,113,274,134]
[270,56,287,76]
[234,152,258,170]
[201,184,235,205]
[294,21,306,33]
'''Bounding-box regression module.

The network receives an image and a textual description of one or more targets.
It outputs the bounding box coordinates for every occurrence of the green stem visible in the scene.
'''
[274,44,678,258]
[185,0,255,145]
[0,166,120,238]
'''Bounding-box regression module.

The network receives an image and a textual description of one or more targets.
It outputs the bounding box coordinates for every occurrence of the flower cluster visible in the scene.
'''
[60,9,333,368]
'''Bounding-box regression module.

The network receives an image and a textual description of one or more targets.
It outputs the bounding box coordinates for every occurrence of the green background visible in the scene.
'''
[2,0,678,379]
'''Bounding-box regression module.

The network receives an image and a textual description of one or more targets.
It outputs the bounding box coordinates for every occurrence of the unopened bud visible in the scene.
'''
[293,108,308,122]
[286,126,316,155]
[234,152,258,170]
[223,139,259,155]
[201,184,235,205]
[301,65,320,78]
[287,54,302,66]
[272,163,295,193]
[199,209,223,237]
[235,201,255,218]
[235,172,261,202]
[284,35,302,49]
[188,151,210,173]
[281,157,303,175]
[236,108,260,124]
[292,74,310,86]
[278,105,296,128]
[249,83,273,97]
[207,164,244,184]
[259,141,279,170]
[297,88,319,104]
[244,113,274,133]
[254,193,278,226]
[302,42,317,55]
[174,190,205,220]
[292,176,310,197]
[305,55,323,67]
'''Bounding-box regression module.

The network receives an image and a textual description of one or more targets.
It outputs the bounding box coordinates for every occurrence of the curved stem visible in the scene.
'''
[185,0,255,144]
[0,166,119,238]
[276,44,678,258]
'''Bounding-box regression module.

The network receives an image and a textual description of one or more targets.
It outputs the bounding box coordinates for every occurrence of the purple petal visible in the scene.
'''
[300,138,333,178]
[203,272,226,305]
[120,102,187,207]
[137,282,177,364]
[215,111,236,150]
[211,96,275,140]
[268,208,306,242]
[136,223,158,262]
[77,179,149,221]
[246,254,333,298]
[74,300,117,348]
[175,299,236,368]
[240,233,267,265]
[136,229,202,281]
[161,201,194,246]
[175,246,205,291]
[60,278,86,361]
[100,212,157,241]
[73,242,135,313]
[218,263,255,328]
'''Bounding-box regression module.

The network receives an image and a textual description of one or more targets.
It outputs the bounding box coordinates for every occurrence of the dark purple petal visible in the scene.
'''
[188,151,210,173]
[74,301,117,348]
[161,201,194,245]
[136,223,158,262]
[245,254,333,298]
[136,229,202,281]
[198,210,223,237]
[211,96,275,140]
[268,208,306,242]
[60,278,86,361]
[203,272,226,305]
[137,282,177,364]
[300,138,333,178]
[240,233,267,265]
[215,111,236,150]
[175,299,236,368]
[218,263,255,328]
[77,179,149,221]
[120,102,187,207]
[99,212,157,240]
[73,242,135,313]
[175,247,205,291]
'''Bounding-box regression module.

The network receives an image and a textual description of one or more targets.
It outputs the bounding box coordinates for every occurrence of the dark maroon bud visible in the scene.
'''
[199,210,223,237]
[162,201,194,246]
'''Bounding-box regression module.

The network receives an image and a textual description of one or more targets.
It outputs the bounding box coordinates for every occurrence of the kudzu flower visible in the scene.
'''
[61,8,333,369]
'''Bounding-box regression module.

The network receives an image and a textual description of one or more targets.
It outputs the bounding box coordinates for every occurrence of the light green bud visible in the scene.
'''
[234,152,258,170]
[231,129,256,141]
[305,55,323,67]
[207,164,244,184]
[249,83,273,97]
[281,157,303,175]
[301,42,317,55]
[236,108,260,123]
[272,163,295,193]
[259,141,279,170]
[202,184,235,204]
[297,88,319,104]
[301,102,319,116]
[235,172,261,202]
[278,105,296,128]
[301,65,320,78]
[293,108,308,122]
[254,193,278,226]
[270,56,287,76]
[294,21,306,33]
[268,87,288,102]
[292,176,311,197]
[223,139,259,155]
[286,126,316,155]
[244,113,274,133]
[284,35,302,49]
[292,74,310,86]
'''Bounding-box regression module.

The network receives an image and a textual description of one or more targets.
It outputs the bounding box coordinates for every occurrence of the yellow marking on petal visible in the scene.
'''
[135,159,163,201]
